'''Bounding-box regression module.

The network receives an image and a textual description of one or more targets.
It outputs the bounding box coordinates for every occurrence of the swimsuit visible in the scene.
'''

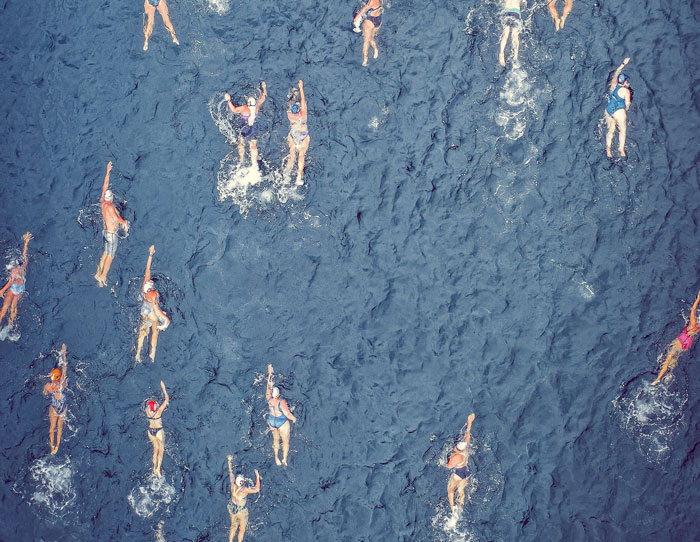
[103,230,119,257]
[240,107,258,141]
[148,0,160,7]
[51,393,67,416]
[452,466,469,479]
[228,499,246,515]
[677,326,694,351]
[606,85,626,116]
[267,398,288,429]
[289,117,309,149]
[148,427,163,436]
[142,292,157,318]
[10,282,25,295]
[366,6,382,27]
[503,8,522,28]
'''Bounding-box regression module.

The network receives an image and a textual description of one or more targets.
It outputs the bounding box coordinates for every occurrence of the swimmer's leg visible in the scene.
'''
[547,0,560,30]
[228,512,238,542]
[237,138,245,162]
[296,135,310,186]
[136,318,151,362]
[280,421,291,465]
[49,408,58,453]
[269,426,281,466]
[284,134,297,176]
[361,19,373,66]
[370,25,380,59]
[95,252,107,284]
[55,414,64,454]
[149,320,160,362]
[653,341,681,385]
[498,26,511,67]
[560,0,573,28]
[148,431,159,474]
[9,295,20,327]
[446,475,458,512]
[615,110,627,157]
[157,0,179,45]
[143,0,156,51]
[237,509,248,542]
[155,431,165,476]
[249,139,259,169]
[0,293,12,326]
[100,255,114,286]
[605,114,616,157]
[457,477,468,506]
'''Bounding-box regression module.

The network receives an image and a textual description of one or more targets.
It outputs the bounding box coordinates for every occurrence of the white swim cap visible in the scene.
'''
[143,280,154,293]
[456,442,468,451]
[272,387,280,398]
[104,190,114,202]
[235,475,245,486]
[247,97,256,107]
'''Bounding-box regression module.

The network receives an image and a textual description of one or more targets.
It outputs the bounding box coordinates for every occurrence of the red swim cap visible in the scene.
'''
[49,368,61,381]
[148,400,157,412]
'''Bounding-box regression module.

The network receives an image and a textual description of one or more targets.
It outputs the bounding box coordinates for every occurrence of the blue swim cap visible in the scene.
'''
[291,103,300,114]
[617,73,628,84]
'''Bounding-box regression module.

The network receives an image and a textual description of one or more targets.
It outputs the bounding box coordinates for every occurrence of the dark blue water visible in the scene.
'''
[2,0,700,540]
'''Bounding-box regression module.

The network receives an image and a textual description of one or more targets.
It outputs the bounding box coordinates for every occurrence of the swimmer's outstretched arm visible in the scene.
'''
[610,57,630,91]
[156,381,169,416]
[298,80,307,115]
[20,232,32,273]
[689,290,700,331]
[101,161,113,200]
[462,413,476,446]
[144,245,155,286]
[59,344,68,391]
[266,364,274,400]
[227,455,235,497]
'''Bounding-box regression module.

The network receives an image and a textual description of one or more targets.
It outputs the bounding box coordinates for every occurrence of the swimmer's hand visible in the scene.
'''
[623,57,630,65]
[23,232,33,244]
[224,93,231,102]
[157,322,169,331]
[353,23,361,33]
[227,454,233,462]
[149,245,155,255]
[106,161,113,172]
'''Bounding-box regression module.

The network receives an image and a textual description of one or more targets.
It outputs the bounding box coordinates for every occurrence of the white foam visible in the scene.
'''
[28,456,77,515]
[128,474,177,518]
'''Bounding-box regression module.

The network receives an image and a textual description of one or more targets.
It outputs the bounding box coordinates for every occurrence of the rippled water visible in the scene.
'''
[2,0,700,540]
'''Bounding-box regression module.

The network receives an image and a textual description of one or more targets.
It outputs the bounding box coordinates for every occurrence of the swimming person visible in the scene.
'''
[94,161,129,287]
[605,57,632,158]
[352,0,382,67]
[498,0,523,67]
[227,455,260,542]
[42,344,68,455]
[224,82,267,170]
[652,290,700,385]
[146,380,169,477]
[266,364,297,466]
[136,245,170,363]
[285,80,310,186]
[547,0,573,31]
[0,232,32,330]
[143,0,179,51]
[445,413,475,514]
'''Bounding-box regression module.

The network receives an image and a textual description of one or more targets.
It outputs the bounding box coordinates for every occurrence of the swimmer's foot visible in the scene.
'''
[274,456,281,466]
[282,459,288,467]
[555,18,561,31]
[619,150,627,160]
[606,147,613,158]
[362,57,368,67]
[560,15,568,28]
[150,354,156,363]
[51,446,58,455]
[498,52,506,67]
[372,48,379,59]
[172,36,179,45]
[651,378,660,386]
[295,176,304,186]
[135,352,142,363]
[143,40,149,51]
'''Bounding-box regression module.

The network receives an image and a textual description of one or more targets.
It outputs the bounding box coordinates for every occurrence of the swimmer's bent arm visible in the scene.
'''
[610,57,630,92]
[248,469,261,494]
[257,81,267,109]
[690,290,700,330]
[353,0,375,26]
[280,400,297,423]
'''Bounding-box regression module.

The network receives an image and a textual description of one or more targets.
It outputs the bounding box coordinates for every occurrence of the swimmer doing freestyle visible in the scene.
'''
[224,82,267,170]
[136,245,170,363]
[143,0,179,51]
[227,455,260,542]
[445,413,475,514]
[285,80,309,186]
[145,380,169,477]
[94,161,129,287]
[0,232,32,330]
[353,0,382,67]
[605,57,632,159]
[42,344,68,455]
[652,290,700,385]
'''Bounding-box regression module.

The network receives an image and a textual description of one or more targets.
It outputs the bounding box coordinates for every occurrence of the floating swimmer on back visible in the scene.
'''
[0,231,32,332]
[143,0,179,51]
[224,82,267,171]
[352,0,383,67]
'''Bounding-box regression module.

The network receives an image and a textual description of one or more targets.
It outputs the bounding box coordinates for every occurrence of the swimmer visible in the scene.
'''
[498,0,524,67]
[445,413,475,514]
[135,245,170,363]
[266,364,297,466]
[146,380,169,477]
[652,290,700,385]
[548,0,573,31]
[0,232,32,329]
[94,161,129,287]
[605,57,632,158]
[224,82,267,170]
[227,455,260,542]
[284,80,310,186]
[352,0,382,67]
[143,0,179,51]
[42,344,68,455]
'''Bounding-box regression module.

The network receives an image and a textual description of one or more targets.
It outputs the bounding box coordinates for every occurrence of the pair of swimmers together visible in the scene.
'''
[224,80,309,186]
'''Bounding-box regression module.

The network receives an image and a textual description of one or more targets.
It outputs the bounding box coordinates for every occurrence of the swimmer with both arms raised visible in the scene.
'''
[227,455,260,542]
[145,380,169,477]
[143,0,179,51]
[42,344,68,455]
[136,245,170,363]
[225,82,267,171]
[445,413,475,515]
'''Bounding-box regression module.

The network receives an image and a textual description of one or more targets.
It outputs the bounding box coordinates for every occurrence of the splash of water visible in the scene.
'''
[28,456,77,515]
[128,474,177,518]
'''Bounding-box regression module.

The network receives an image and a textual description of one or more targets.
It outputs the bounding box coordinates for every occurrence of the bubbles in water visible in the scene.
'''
[205,0,230,15]
[28,456,77,515]
[128,474,177,518]
[613,372,688,463]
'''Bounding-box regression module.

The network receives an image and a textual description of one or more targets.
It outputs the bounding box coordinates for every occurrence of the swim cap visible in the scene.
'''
[49,368,62,381]
[148,400,157,412]
[272,387,280,398]
[235,475,245,486]
[617,73,628,84]
[143,280,154,293]
[456,442,468,451]
[247,97,256,107]
[104,189,114,202]
[290,103,300,115]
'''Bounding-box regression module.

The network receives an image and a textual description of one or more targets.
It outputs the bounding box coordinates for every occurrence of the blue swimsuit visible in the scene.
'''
[267,398,288,429]
[148,0,160,7]
[606,85,626,116]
